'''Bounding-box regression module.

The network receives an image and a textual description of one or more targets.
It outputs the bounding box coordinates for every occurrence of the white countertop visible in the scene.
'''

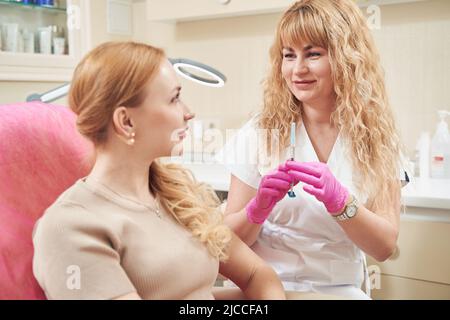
[177,161,450,212]
[401,177,450,210]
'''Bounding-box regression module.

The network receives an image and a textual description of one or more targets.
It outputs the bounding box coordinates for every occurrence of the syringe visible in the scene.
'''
[288,122,296,198]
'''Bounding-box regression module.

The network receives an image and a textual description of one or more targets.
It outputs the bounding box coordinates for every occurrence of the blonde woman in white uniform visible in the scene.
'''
[219,0,407,299]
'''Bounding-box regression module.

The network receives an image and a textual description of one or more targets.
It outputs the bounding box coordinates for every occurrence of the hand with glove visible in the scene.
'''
[246,163,294,224]
[286,161,349,215]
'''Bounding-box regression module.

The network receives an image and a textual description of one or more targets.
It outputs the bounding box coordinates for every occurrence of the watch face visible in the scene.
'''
[347,206,357,218]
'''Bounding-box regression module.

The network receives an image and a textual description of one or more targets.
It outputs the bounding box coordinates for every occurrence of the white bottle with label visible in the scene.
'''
[430,110,450,179]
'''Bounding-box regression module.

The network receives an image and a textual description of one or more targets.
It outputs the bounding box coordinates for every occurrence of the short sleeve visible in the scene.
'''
[32,203,136,300]
[215,117,262,189]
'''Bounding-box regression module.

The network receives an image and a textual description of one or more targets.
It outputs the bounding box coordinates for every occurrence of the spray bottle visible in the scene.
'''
[430,110,450,179]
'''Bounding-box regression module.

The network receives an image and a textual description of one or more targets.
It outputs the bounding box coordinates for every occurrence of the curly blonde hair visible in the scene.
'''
[69,41,231,260]
[259,0,403,212]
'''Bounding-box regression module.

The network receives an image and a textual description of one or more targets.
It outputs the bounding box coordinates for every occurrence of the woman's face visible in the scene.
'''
[281,43,334,105]
[129,59,194,158]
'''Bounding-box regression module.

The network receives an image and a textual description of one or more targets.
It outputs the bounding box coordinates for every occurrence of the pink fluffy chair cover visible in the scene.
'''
[0,102,94,299]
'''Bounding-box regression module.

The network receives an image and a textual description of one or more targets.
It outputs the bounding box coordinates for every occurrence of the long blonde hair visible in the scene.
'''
[260,0,402,212]
[69,41,231,260]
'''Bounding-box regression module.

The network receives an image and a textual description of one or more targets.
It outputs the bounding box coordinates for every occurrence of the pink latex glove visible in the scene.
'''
[286,161,349,215]
[246,164,293,224]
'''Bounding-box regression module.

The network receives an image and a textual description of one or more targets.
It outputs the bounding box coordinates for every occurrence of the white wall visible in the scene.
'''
[134,0,450,156]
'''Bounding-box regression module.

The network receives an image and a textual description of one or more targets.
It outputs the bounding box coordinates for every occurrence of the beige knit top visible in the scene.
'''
[32,178,219,300]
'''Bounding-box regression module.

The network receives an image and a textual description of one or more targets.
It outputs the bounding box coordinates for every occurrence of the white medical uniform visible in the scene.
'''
[218,117,374,300]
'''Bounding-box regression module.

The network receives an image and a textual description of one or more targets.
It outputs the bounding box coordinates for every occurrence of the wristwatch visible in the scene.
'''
[332,195,359,222]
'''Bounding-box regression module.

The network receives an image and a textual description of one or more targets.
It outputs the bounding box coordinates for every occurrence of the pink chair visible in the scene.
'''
[0,102,94,300]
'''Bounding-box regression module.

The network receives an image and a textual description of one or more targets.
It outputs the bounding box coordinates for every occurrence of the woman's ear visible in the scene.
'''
[112,107,135,141]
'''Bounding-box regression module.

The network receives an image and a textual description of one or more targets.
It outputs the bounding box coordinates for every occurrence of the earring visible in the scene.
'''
[127,132,136,146]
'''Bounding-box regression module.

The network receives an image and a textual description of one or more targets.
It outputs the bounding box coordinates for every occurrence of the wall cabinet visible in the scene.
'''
[147,0,293,22]
[146,0,428,22]
[0,0,90,81]
[373,274,450,300]
[368,209,450,299]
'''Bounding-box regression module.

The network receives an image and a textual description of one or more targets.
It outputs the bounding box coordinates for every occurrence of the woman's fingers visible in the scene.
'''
[259,187,282,198]
[286,161,322,178]
[259,162,329,201]
[266,170,293,183]
[303,184,324,199]
[288,170,322,188]
[262,177,291,190]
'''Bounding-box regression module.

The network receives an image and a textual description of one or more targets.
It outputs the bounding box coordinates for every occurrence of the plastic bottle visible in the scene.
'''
[417,132,430,179]
[430,110,450,179]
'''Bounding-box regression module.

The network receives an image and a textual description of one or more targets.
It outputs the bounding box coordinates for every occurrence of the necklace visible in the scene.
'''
[87,178,162,219]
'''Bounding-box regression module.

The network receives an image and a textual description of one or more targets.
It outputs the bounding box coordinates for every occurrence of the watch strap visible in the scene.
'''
[332,195,358,221]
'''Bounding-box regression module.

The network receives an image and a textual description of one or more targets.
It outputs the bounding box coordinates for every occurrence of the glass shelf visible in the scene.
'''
[0,0,67,13]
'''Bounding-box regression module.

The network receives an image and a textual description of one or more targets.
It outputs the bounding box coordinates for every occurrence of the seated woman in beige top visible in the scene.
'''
[32,41,286,300]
